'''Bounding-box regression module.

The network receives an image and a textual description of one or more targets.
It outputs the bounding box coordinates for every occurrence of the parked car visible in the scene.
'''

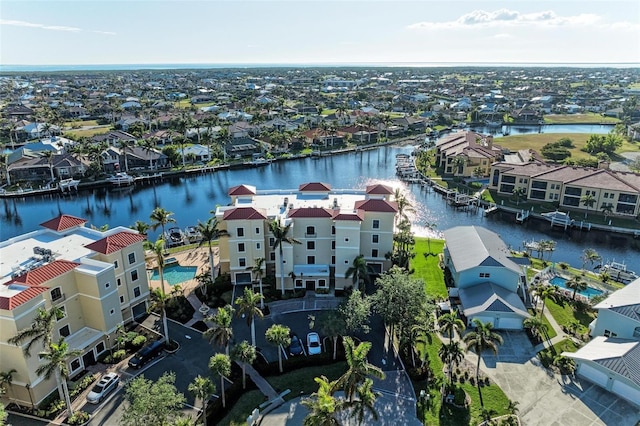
[307,332,322,355]
[86,372,119,404]
[288,333,304,356]
[128,340,164,369]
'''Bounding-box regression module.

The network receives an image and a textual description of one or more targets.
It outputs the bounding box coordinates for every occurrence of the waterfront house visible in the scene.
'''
[563,277,640,407]
[436,131,503,177]
[215,183,397,292]
[0,215,150,409]
[443,226,530,329]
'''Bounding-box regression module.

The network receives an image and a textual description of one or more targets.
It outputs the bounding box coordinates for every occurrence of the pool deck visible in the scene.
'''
[146,246,219,297]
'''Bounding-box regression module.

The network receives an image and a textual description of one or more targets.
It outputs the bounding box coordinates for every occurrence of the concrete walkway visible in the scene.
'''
[236,361,280,401]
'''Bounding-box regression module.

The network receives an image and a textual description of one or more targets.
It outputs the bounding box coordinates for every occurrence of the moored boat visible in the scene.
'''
[107,172,134,186]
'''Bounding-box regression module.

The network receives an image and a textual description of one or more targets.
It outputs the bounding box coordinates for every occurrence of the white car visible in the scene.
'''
[86,372,119,404]
[307,332,322,355]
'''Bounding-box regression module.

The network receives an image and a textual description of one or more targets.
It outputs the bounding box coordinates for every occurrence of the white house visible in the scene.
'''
[443,226,531,329]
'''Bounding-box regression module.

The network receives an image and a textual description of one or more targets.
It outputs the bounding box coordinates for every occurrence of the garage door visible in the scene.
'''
[471,316,495,327]
[497,317,522,330]
[578,363,609,387]
[612,380,640,406]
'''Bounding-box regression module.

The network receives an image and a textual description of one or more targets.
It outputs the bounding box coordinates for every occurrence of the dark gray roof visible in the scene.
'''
[567,337,640,386]
[444,226,522,273]
[598,343,640,386]
[458,282,529,318]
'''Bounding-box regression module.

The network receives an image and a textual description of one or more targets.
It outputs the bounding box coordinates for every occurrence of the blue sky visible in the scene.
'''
[1,0,639,65]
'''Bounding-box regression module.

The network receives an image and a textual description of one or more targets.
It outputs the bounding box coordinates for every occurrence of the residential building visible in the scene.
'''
[215,182,397,292]
[436,131,503,177]
[443,226,531,329]
[564,278,640,407]
[0,215,150,408]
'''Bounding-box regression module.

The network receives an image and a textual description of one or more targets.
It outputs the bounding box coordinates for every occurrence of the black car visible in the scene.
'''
[128,340,164,369]
[288,333,304,356]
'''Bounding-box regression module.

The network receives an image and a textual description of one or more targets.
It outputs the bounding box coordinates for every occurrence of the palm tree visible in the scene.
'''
[265,324,291,373]
[319,311,345,361]
[247,257,266,309]
[36,338,82,418]
[149,207,175,247]
[463,319,503,407]
[336,337,385,402]
[347,378,380,425]
[198,217,230,282]
[146,238,170,343]
[580,193,596,218]
[188,375,215,426]
[8,306,62,356]
[42,150,55,182]
[600,202,614,218]
[345,255,371,294]
[538,285,557,317]
[424,221,437,254]
[301,376,342,426]
[565,276,587,300]
[268,219,301,296]
[208,354,231,408]
[235,288,264,347]
[393,188,415,225]
[0,369,17,404]
[523,316,549,345]
[203,305,234,355]
[581,248,601,271]
[438,341,464,387]
[231,341,256,389]
[438,309,465,344]
[131,220,149,237]
[512,187,527,205]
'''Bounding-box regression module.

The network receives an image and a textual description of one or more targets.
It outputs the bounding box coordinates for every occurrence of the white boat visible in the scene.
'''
[164,227,185,247]
[184,226,202,243]
[249,157,271,167]
[484,119,503,127]
[107,172,134,186]
[602,261,638,284]
[59,178,80,192]
[541,210,573,228]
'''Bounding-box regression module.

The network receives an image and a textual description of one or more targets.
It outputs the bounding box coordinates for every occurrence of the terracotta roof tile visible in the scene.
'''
[223,207,268,221]
[288,207,334,218]
[354,199,398,213]
[228,184,257,196]
[333,211,364,221]
[9,260,80,286]
[299,182,331,191]
[366,184,394,195]
[40,214,87,231]
[0,286,49,310]
[84,231,146,254]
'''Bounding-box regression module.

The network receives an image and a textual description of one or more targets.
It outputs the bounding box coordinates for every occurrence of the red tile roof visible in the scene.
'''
[366,184,394,195]
[288,207,334,218]
[40,214,87,231]
[9,260,80,286]
[299,182,331,191]
[84,231,146,254]
[228,184,256,196]
[354,199,398,213]
[223,207,268,221]
[333,211,364,221]
[0,286,49,310]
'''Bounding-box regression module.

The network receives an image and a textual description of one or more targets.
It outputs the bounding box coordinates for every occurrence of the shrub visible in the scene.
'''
[67,410,90,425]
[70,374,96,398]
[132,335,147,347]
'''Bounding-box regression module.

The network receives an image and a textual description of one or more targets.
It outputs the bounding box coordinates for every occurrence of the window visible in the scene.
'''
[51,287,63,302]
[307,241,315,250]
[331,241,336,250]
[238,243,245,252]
[70,359,81,372]
[95,342,105,354]
[633,327,640,339]
[236,272,252,284]
[269,237,275,247]
[306,226,316,237]
[295,279,304,288]
[113,260,119,269]
[479,273,491,278]
[331,226,336,235]
[128,253,136,264]
[318,279,327,288]
[345,238,349,242]
[237,227,244,237]
[603,192,609,198]
[331,256,335,264]
[239,258,246,267]
[59,325,70,337]
[110,309,115,316]
[307,256,315,264]
[120,295,125,304]
[57,306,67,320]
[131,270,139,281]
[344,260,349,264]
[372,249,379,257]
[372,220,380,229]
[270,252,276,261]
[133,286,141,298]
[255,227,260,234]
[256,242,261,250]
[604,329,611,337]
[372,235,379,244]
[117,278,122,287]
[105,282,111,289]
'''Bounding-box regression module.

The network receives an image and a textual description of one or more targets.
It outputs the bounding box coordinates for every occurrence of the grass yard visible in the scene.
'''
[412,237,448,300]
[63,126,112,139]
[220,390,265,426]
[543,113,620,124]
[545,298,596,335]
[497,133,595,161]
[538,338,580,368]
[64,119,101,128]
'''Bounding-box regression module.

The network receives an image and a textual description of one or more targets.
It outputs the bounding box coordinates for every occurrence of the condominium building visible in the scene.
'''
[0,215,149,408]
[215,182,398,292]
[435,131,503,177]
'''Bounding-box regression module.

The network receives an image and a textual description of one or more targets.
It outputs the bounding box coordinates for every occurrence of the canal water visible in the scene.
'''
[2,143,638,269]
[469,123,615,137]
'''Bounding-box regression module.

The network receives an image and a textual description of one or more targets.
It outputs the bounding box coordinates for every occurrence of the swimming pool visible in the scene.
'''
[150,264,197,286]
[549,276,603,298]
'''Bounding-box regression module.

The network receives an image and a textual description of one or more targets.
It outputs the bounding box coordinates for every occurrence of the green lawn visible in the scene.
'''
[63,126,112,139]
[543,113,620,124]
[412,238,447,299]
[545,299,596,335]
[497,133,595,161]
[219,390,265,426]
[64,119,101,128]
[266,362,347,401]
[538,338,580,368]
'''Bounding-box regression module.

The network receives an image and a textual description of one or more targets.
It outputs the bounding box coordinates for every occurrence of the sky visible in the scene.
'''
[1,0,639,66]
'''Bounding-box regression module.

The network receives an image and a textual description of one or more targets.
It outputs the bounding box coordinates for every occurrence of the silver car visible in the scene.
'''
[86,372,119,404]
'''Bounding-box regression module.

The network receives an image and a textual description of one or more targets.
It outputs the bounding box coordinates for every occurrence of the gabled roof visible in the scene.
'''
[353,199,398,213]
[458,282,530,318]
[228,184,256,196]
[366,184,394,195]
[333,210,365,221]
[223,207,268,221]
[564,337,640,386]
[9,260,80,286]
[288,207,334,218]
[299,182,331,192]
[444,226,522,273]
[0,285,48,310]
[84,231,146,255]
[40,214,87,232]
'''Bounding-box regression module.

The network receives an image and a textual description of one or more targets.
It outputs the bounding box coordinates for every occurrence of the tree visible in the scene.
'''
[198,217,229,283]
[438,309,465,344]
[438,341,464,387]
[319,310,345,361]
[601,202,614,218]
[512,187,527,205]
[462,319,503,407]
[393,188,415,225]
[265,324,291,373]
[0,368,17,404]
[121,372,186,426]
[338,290,371,335]
[231,341,256,389]
[235,287,264,347]
[149,207,175,247]
[8,306,62,356]
[580,193,596,218]
[248,257,266,309]
[188,375,215,426]
[42,150,55,181]
[203,304,234,355]
[131,220,149,237]
[344,255,371,294]
[301,376,342,426]
[36,338,82,418]
[581,248,601,271]
[424,221,437,254]
[565,276,587,300]
[269,219,302,295]
[146,238,170,343]
[346,377,380,426]
[523,316,549,344]
[337,337,385,402]
[537,285,557,317]
[208,354,231,408]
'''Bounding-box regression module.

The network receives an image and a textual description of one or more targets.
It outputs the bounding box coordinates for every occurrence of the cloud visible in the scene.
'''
[407,8,630,31]
[1,19,115,35]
